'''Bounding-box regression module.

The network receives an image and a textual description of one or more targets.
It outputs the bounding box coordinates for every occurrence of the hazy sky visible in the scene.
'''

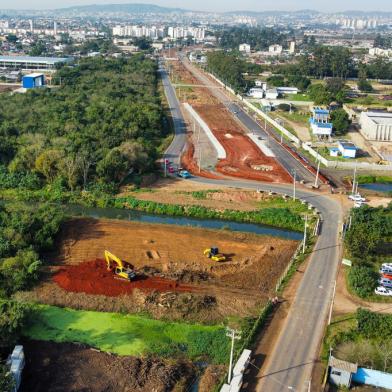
[1,0,391,12]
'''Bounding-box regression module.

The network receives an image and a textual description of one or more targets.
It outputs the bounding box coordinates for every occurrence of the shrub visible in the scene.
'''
[348,266,378,298]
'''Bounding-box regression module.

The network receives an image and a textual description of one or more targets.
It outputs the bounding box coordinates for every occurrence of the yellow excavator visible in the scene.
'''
[203,247,226,262]
[104,250,136,281]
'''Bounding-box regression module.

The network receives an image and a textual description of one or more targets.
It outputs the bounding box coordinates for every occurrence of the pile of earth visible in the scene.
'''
[53,259,196,297]
[20,340,195,392]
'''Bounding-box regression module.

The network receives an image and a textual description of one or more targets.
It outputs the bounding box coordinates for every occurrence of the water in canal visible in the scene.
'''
[359,183,392,193]
[65,204,302,241]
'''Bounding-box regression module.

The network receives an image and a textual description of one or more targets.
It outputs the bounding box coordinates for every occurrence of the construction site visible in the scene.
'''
[168,60,293,183]
[19,217,298,323]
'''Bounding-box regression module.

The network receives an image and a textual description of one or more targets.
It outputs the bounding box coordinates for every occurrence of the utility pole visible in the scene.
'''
[292,170,297,201]
[164,159,167,177]
[226,327,241,384]
[328,280,337,325]
[302,215,308,254]
[314,148,321,188]
[351,162,357,195]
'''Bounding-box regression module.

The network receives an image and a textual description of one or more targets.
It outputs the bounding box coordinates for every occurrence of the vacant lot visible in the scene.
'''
[17,218,297,323]
[20,340,195,392]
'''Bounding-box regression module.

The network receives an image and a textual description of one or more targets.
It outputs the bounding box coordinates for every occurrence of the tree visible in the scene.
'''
[331,108,351,136]
[0,300,29,350]
[348,266,378,298]
[358,79,373,92]
[0,362,15,392]
[6,34,17,43]
[308,84,332,105]
[0,250,41,294]
[35,149,63,182]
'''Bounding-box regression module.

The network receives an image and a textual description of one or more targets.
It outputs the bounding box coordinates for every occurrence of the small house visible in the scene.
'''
[338,140,357,158]
[248,88,265,99]
[329,356,358,388]
[266,88,279,100]
[22,73,45,89]
[329,147,340,157]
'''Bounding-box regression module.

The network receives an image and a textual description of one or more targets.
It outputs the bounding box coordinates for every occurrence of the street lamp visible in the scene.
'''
[292,169,297,201]
[226,327,241,384]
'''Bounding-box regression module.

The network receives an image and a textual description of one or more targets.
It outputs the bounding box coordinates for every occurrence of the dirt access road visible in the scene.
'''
[19,218,298,323]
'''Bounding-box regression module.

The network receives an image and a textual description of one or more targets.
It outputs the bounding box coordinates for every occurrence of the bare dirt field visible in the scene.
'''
[122,181,279,212]
[20,340,195,392]
[194,104,292,183]
[17,218,298,323]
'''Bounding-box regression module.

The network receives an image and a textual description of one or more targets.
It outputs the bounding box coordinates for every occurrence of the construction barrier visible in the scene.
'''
[183,102,227,159]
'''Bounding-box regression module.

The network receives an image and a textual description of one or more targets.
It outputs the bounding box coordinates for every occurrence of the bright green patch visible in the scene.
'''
[24,305,229,363]
[284,93,312,102]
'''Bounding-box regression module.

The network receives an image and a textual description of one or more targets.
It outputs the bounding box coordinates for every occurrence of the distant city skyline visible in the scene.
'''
[2,0,392,12]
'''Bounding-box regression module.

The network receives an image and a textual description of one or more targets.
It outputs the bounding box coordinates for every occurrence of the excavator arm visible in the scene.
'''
[104,250,124,271]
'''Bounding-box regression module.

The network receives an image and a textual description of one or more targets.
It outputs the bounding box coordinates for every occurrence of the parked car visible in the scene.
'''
[380,266,392,275]
[353,202,364,208]
[382,263,392,269]
[178,170,191,179]
[348,194,366,202]
[375,286,392,296]
[379,278,392,288]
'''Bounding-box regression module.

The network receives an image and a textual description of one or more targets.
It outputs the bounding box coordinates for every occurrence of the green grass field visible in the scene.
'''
[25,305,230,363]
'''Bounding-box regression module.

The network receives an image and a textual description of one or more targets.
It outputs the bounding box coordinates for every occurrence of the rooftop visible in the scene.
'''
[23,73,44,78]
[0,56,73,65]
[338,140,357,150]
[329,356,358,373]
[362,111,392,125]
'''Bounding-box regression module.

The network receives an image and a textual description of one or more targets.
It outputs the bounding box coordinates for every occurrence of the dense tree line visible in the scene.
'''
[345,204,392,298]
[216,27,288,51]
[374,34,392,49]
[0,55,167,190]
[276,45,392,80]
[206,51,248,92]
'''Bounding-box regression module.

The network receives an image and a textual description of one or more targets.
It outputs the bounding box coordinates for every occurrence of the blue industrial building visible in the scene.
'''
[22,73,45,89]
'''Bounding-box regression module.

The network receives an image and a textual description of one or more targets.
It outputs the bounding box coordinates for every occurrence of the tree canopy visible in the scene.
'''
[0,56,167,190]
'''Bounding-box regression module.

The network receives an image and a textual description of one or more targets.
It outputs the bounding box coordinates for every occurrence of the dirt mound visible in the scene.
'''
[20,340,195,392]
[53,259,196,297]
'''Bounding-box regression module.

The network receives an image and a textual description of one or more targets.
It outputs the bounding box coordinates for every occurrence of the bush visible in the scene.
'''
[357,308,392,338]
[348,266,378,298]
[0,300,30,351]
[0,362,15,391]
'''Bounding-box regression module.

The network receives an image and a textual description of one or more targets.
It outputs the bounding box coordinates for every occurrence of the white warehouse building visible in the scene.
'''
[359,111,392,141]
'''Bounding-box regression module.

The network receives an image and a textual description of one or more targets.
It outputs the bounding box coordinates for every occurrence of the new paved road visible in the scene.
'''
[160,60,343,392]
[159,65,187,166]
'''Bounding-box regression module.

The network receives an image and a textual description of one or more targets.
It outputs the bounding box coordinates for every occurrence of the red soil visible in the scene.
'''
[53,259,195,297]
[181,141,223,180]
[193,104,292,184]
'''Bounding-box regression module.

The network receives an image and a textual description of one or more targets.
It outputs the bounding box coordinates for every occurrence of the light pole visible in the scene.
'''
[351,162,357,195]
[226,327,241,384]
[328,280,337,325]
[292,169,297,201]
[314,148,321,188]
[302,215,308,254]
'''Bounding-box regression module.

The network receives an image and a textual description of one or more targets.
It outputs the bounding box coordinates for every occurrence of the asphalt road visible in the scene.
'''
[159,65,187,166]
[160,59,343,392]
[179,55,317,184]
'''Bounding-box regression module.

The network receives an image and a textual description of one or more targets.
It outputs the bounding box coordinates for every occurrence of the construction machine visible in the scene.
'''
[104,250,136,281]
[203,247,226,262]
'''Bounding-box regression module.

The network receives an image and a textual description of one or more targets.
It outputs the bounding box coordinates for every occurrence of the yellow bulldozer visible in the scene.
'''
[104,250,136,281]
[203,247,226,262]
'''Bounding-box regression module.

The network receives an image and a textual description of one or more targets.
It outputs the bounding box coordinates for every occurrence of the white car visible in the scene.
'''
[382,263,392,269]
[380,266,392,274]
[348,194,366,202]
[375,286,392,296]
[353,202,364,208]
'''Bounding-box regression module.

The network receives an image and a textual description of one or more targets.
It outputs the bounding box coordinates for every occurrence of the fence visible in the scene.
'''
[207,72,392,171]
